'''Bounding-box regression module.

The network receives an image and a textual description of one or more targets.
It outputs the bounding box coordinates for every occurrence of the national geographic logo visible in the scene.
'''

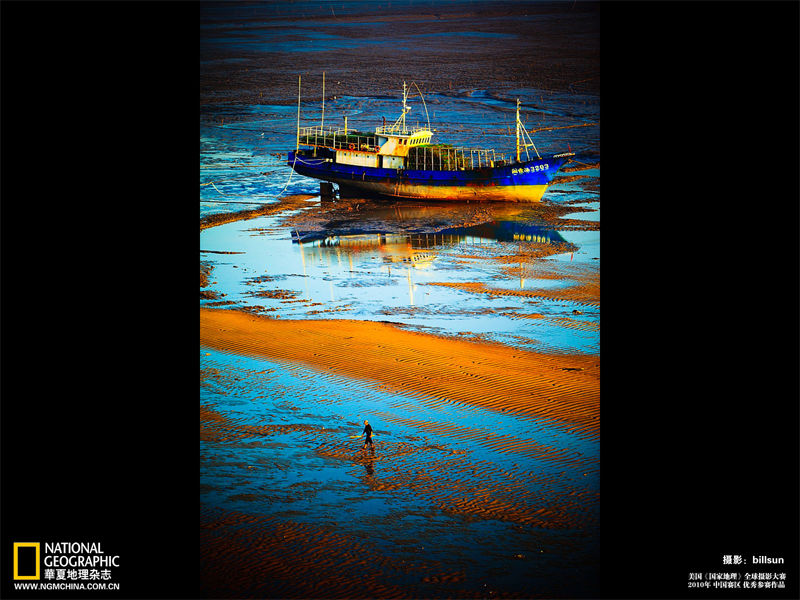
[13,543,40,580]
[11,541,121,587]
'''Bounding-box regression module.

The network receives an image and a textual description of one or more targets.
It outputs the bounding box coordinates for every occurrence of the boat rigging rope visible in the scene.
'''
[407,81,431,131]
[527,122,596,134]
[200,154,299,204]
[565,158,599,168]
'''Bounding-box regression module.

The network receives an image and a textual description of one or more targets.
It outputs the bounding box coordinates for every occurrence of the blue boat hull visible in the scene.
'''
[288,151,571,202]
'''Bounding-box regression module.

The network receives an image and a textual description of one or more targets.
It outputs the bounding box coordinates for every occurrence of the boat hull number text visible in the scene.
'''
[512,164,549,175]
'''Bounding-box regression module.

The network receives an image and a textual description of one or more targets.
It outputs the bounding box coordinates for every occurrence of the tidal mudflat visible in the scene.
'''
[201,2,599,597]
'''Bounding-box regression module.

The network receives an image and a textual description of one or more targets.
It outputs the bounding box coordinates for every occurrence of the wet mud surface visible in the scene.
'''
[200,2,599,597]
[200,194,315,230]
[200,2,600,107]
[200,339,598,598]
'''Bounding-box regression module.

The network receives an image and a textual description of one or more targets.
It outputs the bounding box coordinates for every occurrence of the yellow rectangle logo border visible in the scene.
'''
[13,542,40,580]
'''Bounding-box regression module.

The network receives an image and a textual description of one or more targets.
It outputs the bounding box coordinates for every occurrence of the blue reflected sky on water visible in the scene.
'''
[201,207,599,354]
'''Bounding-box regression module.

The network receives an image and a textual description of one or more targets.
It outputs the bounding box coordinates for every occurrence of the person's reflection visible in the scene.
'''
[363,450,376,478]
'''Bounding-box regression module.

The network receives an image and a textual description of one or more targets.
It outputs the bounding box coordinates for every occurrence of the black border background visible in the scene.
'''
[1,2,199,598]
[1,2,797,599]
[600,3,799,598]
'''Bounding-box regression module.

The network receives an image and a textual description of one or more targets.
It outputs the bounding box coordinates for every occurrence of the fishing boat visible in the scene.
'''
[287,80,575,202]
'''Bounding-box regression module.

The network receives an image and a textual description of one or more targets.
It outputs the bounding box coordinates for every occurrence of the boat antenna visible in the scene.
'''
[410,81,431,132]
[321,71,325,132]
[402,81,408,134]
[386,83,414,134]
[296,75,301,153]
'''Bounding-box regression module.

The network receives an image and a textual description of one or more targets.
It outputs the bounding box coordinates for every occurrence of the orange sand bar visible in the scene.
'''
[200,308,599,439]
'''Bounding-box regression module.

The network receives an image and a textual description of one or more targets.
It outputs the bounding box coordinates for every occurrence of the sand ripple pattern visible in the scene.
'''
[200,309,599,597]
[200,308,600,440]
[200,504,564,599]
[371,412,593,468]
[201,403,597,531]
[312,438,597,531]
[424,281,600,309]
[200,403,321,443]
[201,506,409,598]
[501,312,600,333]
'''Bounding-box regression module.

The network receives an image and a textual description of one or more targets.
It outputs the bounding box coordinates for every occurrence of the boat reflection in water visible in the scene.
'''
[291,202,569,269]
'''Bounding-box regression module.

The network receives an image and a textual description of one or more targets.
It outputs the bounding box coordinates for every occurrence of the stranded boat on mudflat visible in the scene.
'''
[288,81,574,203]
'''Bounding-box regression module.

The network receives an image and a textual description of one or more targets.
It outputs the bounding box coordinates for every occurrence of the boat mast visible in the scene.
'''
[296,75,301,153]
[515,98,521,163]
[321,72,325,133]
[514,99,540,161]
[315,72,325,157]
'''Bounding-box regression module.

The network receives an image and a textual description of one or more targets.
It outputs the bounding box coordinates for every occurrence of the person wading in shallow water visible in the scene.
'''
[362,420,374,451]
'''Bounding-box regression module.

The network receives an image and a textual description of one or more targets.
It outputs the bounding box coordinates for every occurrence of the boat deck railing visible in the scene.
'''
[299,125,515,170]
[374,124,430,136]
[298,125,379,152]
[406,145,512,171]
